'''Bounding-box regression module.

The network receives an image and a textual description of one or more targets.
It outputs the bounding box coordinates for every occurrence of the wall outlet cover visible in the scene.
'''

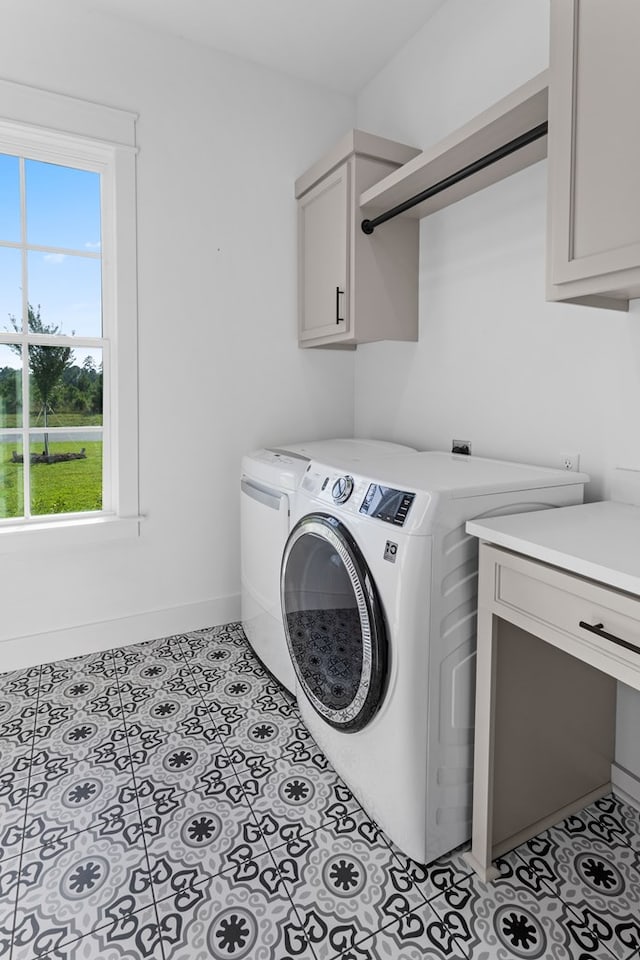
[560,453,580,472]
[452,440,471,456]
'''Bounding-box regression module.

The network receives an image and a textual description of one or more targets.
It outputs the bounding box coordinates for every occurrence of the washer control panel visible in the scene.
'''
[331,475,354,503]
[359,484,415,526]
[302,464,422,530]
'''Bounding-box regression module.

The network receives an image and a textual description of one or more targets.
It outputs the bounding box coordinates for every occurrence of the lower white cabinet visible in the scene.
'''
[466,537,640,881]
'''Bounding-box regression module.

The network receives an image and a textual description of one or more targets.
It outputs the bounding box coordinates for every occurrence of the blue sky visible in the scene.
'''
[0,153,102,342]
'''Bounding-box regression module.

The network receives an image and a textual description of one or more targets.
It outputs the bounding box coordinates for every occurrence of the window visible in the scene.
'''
[0,80,139,548]
[1,156,105,519]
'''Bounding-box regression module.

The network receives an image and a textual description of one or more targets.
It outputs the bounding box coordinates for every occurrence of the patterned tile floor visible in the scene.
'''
[0,622,639,960]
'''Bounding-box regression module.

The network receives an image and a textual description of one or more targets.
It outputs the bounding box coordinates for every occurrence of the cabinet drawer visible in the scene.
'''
[488,547,640,686]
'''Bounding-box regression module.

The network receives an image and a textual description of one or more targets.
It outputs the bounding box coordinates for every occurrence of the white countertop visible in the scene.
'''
[466,500,640,597]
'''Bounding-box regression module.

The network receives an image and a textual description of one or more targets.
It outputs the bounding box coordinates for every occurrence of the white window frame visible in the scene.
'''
[0,80,140,551]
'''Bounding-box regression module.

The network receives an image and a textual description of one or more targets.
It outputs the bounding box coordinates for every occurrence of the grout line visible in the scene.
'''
[366,894,472,960]
[110,645,167,960]
[417,887,473,960]
[8,664,42,960]
[177,630,318,956]
[582,795,640,854]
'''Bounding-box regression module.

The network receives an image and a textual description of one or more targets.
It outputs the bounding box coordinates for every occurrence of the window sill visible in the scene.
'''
[0,514,142,552]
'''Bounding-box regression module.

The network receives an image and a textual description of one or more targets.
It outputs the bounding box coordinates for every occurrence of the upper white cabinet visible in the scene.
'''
[547,0,640,309]
[295,130,420,348]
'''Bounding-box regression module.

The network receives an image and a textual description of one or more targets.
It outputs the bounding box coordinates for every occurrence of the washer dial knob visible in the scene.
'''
[331,475,354,503]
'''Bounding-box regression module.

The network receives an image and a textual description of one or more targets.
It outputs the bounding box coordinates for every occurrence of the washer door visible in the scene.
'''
[281,513,387,732]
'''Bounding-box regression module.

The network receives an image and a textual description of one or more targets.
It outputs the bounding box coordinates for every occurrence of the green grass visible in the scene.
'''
[1,412,102,429]
[0,440,103,518]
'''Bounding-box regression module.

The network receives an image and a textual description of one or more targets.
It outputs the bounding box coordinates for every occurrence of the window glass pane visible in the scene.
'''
[68,349,103,427]
[28,345,101,429]
[30,430,102,515]
[25,160,101,252]
[28,341,73,428]
[0,433,23,519]
[0,344,22,429]
[0,247,23,329]
[27,252,102,338]
[0,154,21,242]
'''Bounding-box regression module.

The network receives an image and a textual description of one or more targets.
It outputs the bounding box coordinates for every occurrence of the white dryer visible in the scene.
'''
[240,439,416,692]
[280,452,588,863]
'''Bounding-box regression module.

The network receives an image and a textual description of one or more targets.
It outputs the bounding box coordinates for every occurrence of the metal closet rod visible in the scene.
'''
[361,120,549,235]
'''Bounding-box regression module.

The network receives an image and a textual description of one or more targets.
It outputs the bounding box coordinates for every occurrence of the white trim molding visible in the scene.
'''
[611,762,640,813]
[0,595,241,672]
[0,77,137,147]
[0,77,141,543]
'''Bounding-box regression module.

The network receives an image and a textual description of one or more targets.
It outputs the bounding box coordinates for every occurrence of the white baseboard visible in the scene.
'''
[0,594,241,672]
[611,762,640,812]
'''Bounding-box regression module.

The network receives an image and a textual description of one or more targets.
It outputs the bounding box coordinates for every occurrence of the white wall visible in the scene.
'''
[355,0,640,789]
[0,0,355,666]
[355,0,640,497]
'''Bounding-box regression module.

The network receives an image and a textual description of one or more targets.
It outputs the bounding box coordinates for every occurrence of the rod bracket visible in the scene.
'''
[361,219,374,235]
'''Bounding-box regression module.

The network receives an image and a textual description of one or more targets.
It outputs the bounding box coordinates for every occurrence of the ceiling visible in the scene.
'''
[80,0,447,95]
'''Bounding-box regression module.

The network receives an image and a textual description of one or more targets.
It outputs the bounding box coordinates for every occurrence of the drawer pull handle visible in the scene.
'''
[578,620,640,655]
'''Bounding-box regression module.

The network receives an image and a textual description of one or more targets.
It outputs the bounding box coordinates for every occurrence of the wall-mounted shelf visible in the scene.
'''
[359,70,549,225]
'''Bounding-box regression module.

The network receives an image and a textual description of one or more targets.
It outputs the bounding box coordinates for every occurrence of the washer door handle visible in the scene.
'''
[241,478,286,512]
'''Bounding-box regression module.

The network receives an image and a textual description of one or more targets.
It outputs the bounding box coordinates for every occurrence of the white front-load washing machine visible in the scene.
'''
[280,451,589,863]
[240,439,416,692]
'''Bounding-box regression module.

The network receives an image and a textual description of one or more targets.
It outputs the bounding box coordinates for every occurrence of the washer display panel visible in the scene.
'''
[281,513,387,731]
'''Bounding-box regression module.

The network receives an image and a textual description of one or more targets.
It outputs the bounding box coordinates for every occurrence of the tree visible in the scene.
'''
[0,367,20,416]
[9,304,75,457]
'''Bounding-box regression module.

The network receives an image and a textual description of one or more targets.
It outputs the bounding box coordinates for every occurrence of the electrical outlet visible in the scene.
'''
[452,439,471,456]
[560,452,580,472]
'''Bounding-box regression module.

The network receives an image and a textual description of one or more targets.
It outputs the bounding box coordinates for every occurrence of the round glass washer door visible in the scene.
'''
[280,513,387,732]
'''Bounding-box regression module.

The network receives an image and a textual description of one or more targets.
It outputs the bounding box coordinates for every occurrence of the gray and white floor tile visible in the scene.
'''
[129,729,229,797]
[425,852,591,959]
[141,777,268,902]
[514,813,640,958]
[20,754,136,848]
[122,691,209,741]
[10,808,152,959]
[392,842,476,906]
[23,903,166,960]
[334,902,469,959]
[154,851,310,960]
[0,621,639,960]
[584,794,640,852]
[242,755,362,841]
[0,852,21,947]
[269,809,429,960]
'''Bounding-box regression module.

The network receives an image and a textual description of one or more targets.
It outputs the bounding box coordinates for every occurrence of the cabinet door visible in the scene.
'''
[548,0,640,300]
[298,163,349,343]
